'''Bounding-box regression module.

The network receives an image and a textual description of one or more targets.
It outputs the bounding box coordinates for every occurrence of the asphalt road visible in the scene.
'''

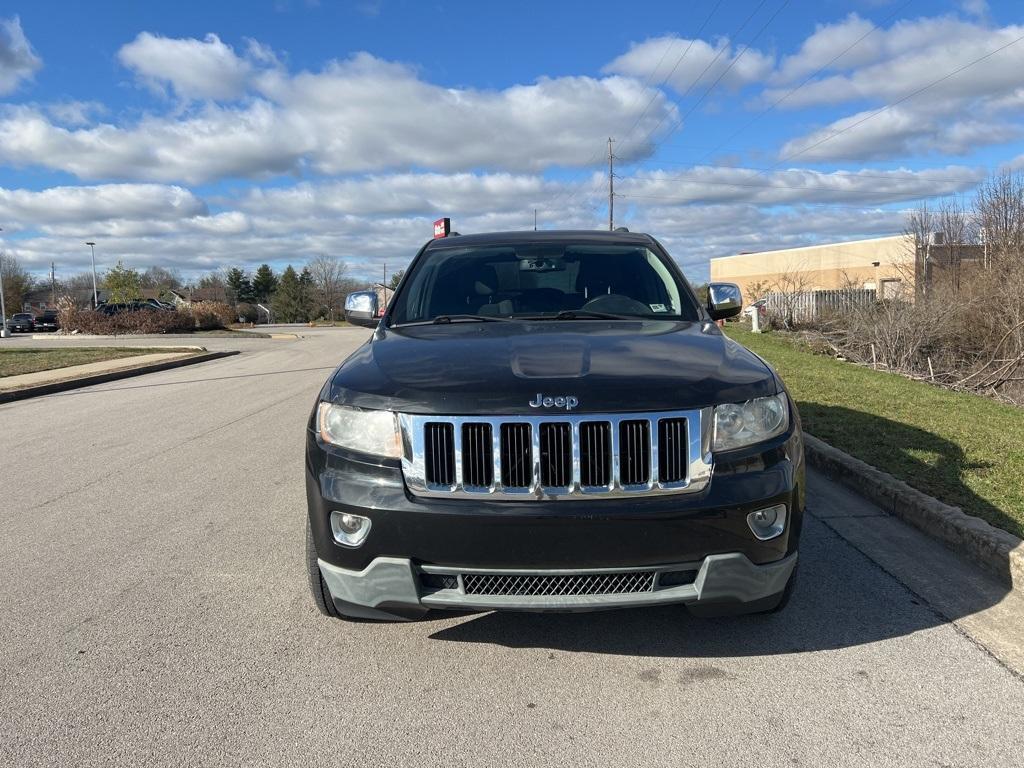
[2,327,1023,767]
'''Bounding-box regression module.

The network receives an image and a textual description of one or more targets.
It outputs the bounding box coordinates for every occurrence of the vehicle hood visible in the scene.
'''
[324,321,778,415]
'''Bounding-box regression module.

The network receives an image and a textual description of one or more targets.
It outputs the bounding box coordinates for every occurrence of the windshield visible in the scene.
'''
[389,243,699,325]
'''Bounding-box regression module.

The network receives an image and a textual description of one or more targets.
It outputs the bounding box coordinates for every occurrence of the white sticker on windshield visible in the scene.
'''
[649,303,667,312]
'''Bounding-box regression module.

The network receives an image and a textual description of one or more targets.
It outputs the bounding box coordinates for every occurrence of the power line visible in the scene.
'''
[618,0,770,163]
[657,0,913,167]
[562,0,778,219]
[616,0,726,152]
[771,31,1024,168]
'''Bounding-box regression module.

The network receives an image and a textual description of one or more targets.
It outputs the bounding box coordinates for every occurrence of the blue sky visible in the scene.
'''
[1,0,1022,283]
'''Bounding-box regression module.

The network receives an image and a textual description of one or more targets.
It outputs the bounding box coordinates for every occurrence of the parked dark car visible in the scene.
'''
[96,301,164,316]
[9,313,35,332]
[344,291,380,327]
[34,310,60,332]
[306,229,803,622]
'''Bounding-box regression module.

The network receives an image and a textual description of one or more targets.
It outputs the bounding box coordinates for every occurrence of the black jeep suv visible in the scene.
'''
[305,230,803,621]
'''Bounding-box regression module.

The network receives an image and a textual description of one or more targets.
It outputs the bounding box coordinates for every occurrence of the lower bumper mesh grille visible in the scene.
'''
[462,571,656,597]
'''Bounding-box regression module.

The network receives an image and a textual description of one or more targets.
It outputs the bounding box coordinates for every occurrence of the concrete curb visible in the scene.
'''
[804,433,1024,592]
[28,333,269,340]
[0,350,240,404]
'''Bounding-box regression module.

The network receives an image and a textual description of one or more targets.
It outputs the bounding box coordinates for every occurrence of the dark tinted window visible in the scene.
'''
[390,243,698,324]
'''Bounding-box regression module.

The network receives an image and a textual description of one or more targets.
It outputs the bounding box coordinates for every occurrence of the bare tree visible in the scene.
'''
[903,202,934,297]
[936,198,971,292]
[974,170,1024,269]
[768,258,814,329]
[306,254,349,321]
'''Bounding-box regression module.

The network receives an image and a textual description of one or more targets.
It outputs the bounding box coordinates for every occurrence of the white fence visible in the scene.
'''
[763,288,876,324]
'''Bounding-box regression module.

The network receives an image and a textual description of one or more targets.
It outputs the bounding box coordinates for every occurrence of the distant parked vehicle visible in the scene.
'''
[34,310,60,332]
[96,301,164,316]
[9,313,35,332]
[344,291,380,327]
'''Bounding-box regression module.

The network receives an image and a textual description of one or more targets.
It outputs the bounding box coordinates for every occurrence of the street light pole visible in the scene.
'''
[0,226,8,338]
[85,242,98,307]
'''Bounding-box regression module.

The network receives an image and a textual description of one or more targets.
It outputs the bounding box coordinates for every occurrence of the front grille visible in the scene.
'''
[424,423,454,487]
[539,423,572,488]
[579,421,612,487]
[462,571,655,597]
[500,423,532,488]
[403,409,709,499]
[619,420,651,485]
[658,418,688,483]
[461,423,493,488]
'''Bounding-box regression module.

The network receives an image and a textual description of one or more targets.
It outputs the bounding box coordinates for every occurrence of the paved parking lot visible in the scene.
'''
[2,327,1023,767]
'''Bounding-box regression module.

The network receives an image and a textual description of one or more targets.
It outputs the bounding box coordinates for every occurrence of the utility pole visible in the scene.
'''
[607,137,615,232]
[50,261,56,306]
[383,262,388,307]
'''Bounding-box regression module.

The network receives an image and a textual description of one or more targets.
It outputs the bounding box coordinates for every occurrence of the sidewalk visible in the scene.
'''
[0,352,195,391]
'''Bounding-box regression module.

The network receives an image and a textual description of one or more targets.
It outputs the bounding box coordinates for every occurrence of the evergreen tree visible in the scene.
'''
[271,265,308,322]
[252,264,278,303]
[103,261,143,302]
[299,266,316,320]
[225,267,255,305]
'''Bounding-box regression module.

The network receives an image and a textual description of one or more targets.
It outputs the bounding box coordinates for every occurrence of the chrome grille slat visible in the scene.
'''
[400,409,712,500]
[462,571,655,596]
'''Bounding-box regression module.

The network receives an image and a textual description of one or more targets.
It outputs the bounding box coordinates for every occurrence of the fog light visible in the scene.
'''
[747,504,787,540]
[330,511,371,548]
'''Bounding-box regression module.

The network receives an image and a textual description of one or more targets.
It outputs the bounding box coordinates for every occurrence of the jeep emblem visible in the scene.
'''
[529,393,579,411]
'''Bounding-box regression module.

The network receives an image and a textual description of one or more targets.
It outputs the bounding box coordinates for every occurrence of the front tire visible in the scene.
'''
[305,518,341,618]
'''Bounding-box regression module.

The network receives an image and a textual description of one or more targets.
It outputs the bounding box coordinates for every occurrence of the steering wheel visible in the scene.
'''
[582,293,652,315]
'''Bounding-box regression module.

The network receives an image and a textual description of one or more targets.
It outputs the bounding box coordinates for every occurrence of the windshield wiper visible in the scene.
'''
[392,314,515,327]
[432,314,514,324]
[524,310,636,321]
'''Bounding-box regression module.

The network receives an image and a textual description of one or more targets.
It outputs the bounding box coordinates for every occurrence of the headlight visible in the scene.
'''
[317,403,402,458]
[712,393,789,451]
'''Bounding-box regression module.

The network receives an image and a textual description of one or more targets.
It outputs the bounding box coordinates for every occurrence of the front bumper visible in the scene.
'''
[318,551,798,620]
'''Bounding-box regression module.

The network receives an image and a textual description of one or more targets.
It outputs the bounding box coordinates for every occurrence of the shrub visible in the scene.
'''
[55,300,215,335]
[186,301,235,330]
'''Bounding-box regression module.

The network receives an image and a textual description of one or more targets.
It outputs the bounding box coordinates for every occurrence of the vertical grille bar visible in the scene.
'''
[461,423,493,488]
[579,422,611,487]
[619,420,651,486]
[500,423,533,488]
[540,423,572,488]
[424,423,455,487]
[658,418,688,483]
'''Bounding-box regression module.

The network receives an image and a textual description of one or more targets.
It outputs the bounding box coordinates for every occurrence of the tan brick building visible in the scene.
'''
[710,235,913,300]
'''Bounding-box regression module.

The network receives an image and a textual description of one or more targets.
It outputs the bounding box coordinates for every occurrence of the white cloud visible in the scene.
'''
[118,32,257,100]
[0,51,676,183]
[605,35,773,94]
[617,164,982,206]
[0,16,41,95]
[772,14,880,83]
[778,105,1022,162]
[0,184,207,226]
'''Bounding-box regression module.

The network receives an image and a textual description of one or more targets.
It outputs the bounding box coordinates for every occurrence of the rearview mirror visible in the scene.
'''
[707,283,742,321]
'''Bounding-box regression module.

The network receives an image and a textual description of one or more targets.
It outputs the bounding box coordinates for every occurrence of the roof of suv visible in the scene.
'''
[424,229,657,249]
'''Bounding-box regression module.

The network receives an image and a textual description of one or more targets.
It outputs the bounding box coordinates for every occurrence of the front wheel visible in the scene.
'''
[305,518,342,618]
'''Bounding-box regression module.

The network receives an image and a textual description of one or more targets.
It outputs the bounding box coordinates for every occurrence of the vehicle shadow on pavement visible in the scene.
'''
[796,403,1016,542]
[427,515,1005,658]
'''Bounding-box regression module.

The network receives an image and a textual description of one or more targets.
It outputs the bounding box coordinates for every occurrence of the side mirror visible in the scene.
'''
[707,282,742,320]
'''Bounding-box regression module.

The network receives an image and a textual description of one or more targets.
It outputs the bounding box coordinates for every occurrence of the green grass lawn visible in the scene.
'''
[0,347,184,378]
[727,326,1024,539]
